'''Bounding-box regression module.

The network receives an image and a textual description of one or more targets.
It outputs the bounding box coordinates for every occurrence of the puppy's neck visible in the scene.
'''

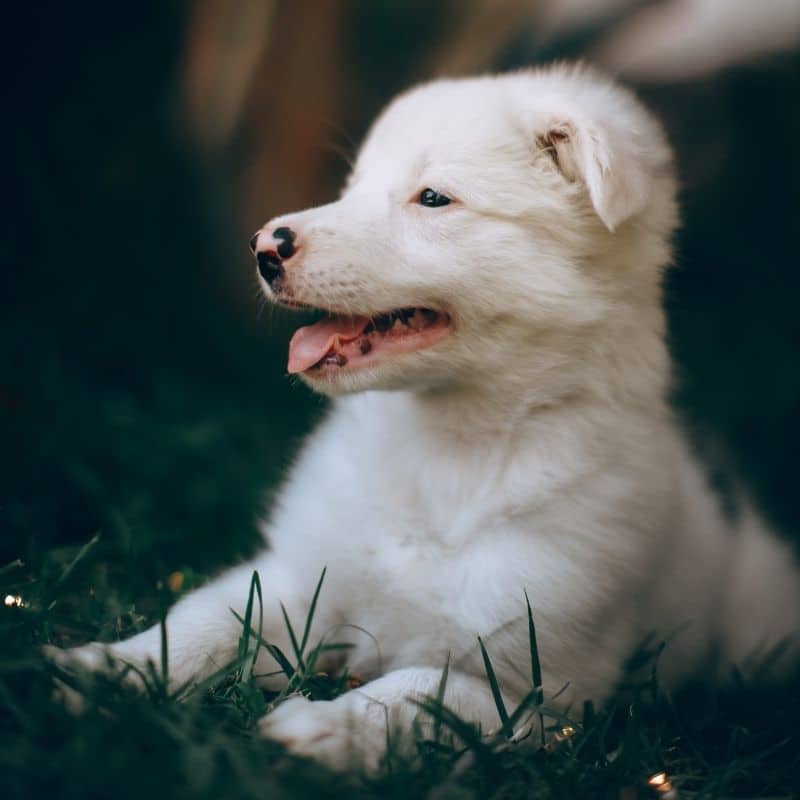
[405,323,671,441]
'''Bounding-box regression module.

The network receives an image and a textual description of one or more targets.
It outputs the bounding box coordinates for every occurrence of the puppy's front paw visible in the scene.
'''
[43,642,112,712]
[44,642,148,712]
[259,693,388,772]
[44,642,109,672]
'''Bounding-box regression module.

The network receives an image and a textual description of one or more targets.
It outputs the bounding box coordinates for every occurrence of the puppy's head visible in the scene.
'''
[253,64,677,398]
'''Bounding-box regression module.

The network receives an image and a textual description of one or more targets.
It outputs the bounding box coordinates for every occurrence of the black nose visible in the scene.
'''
[257,251,284,287]
[273,226,296,259]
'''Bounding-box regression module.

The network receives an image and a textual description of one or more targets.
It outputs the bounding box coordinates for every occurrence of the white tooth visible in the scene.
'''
[409,310,425,331]
[392,317,403,331]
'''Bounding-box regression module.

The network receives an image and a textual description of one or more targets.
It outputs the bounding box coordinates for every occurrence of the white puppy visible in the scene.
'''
[53,64,800,770]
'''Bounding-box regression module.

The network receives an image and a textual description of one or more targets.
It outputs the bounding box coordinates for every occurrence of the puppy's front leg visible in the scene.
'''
[48,554,315,695]
[260,666,518,772]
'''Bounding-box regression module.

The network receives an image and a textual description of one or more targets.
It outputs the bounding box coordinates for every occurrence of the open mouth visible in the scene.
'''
[287,307,452,375]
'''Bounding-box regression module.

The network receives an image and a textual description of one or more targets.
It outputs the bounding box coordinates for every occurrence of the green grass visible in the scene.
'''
[3,538,799,800]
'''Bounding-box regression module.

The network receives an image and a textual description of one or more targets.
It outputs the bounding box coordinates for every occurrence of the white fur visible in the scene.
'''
[52,64,800,770]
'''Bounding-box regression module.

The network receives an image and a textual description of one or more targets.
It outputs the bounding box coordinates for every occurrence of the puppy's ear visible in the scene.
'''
[538,121,650,232]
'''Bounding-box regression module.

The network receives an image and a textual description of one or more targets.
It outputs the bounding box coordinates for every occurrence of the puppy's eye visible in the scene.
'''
[419,188,451,207]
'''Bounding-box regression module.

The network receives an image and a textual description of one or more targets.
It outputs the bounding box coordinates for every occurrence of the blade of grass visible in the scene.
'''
[175,653,251,701]
[236,571,258,662]
[432,652,451,743]
[279,601,305,672]
[230,610,296,680]
[412,696,489,754]
[52,533,100,590]
[261,642,296,682]
[299,567,326,655]
[142,658,166,702]
[550,681,571,702]
[308,622,382,677]
[159,610,169,692]
[316,642,355,653]
[505,686,542,731]
[303,640,354,678]
[525,591,546,747]
[244,571,264,682]
[477,636,510,735]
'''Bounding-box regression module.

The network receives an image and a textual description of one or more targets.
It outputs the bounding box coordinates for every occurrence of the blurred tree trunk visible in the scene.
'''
[422,0,536,77]
[183,0,347,232]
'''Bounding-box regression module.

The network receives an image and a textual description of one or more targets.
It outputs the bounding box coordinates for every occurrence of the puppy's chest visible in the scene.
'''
[356,450,507,545]
[337,504,470,592]
[315,429,534,566]
[318,468,481,582]
[326,529,482,665]
[324,473,518,616]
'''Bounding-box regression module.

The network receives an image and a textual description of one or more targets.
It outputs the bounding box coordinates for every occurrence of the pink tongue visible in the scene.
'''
[287,315,369,374]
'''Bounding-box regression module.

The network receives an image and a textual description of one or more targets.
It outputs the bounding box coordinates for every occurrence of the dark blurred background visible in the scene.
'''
[2,0,799,584]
